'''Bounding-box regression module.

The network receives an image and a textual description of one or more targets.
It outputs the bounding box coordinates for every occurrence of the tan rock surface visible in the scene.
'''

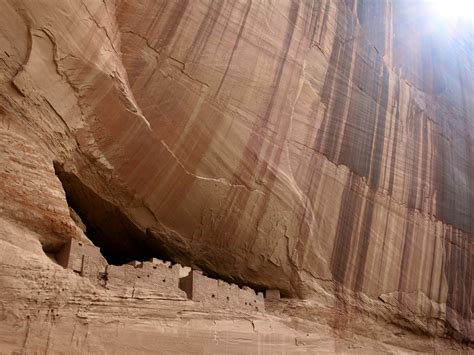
[0,0,472,352]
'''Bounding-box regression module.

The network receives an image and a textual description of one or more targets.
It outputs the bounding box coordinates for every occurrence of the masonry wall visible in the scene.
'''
[107,260,186,298]
[183,271,265,312]
[55,239,107,283]
[56,239,186,298]
[56,239,264,309]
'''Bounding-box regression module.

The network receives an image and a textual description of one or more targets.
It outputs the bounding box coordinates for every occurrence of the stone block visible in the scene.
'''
[265,289,280,300]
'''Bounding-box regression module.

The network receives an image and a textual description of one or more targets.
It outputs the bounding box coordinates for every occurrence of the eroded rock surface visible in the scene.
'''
[0,0,472,352]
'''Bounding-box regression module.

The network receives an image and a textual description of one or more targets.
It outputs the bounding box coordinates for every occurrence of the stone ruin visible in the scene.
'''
[106,260,186,299]
[265,289,281,300]
[55,239,267,312]
[55,238,108,282]
[179,270,265,312]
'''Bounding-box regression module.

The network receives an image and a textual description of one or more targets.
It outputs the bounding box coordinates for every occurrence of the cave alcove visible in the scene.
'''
[53,162,173,266]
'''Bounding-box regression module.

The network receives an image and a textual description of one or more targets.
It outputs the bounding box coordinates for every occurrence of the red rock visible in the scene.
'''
[0,0,472,351]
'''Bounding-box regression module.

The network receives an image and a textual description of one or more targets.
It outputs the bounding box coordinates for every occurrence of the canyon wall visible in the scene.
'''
[0,0,472,349]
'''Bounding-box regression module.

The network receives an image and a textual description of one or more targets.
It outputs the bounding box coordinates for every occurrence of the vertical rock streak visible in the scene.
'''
[0,0,472,342]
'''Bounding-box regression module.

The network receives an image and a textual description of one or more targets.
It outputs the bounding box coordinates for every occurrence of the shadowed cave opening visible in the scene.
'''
[53,162,174,266]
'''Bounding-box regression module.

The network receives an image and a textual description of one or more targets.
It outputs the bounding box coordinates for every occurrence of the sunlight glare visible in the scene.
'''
[431,0,474,21]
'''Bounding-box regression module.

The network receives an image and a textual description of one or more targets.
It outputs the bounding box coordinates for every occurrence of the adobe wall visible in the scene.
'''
[182,271,265,312]
[107,260,186,298]
[56,239,266,310]
[55,239,107,283]
[56,239,186,298]
[265,289,281,300]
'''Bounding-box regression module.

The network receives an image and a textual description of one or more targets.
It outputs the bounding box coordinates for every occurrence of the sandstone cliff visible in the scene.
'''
[0,0,472,352]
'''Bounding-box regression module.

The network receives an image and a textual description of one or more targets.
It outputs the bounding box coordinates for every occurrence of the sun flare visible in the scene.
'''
[431,0,474,21]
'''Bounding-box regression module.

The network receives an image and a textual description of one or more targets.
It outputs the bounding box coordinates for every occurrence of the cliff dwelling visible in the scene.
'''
[54,238,267,312]
[53,162,174,266]
[53,163,274,296]
[53,162,272,308]
[0,0,472,353]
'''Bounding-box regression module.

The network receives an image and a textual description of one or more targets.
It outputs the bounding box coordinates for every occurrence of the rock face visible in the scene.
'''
[0,0,472,351]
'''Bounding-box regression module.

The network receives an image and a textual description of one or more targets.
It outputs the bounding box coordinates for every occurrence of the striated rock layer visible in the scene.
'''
[0,0,472,350]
